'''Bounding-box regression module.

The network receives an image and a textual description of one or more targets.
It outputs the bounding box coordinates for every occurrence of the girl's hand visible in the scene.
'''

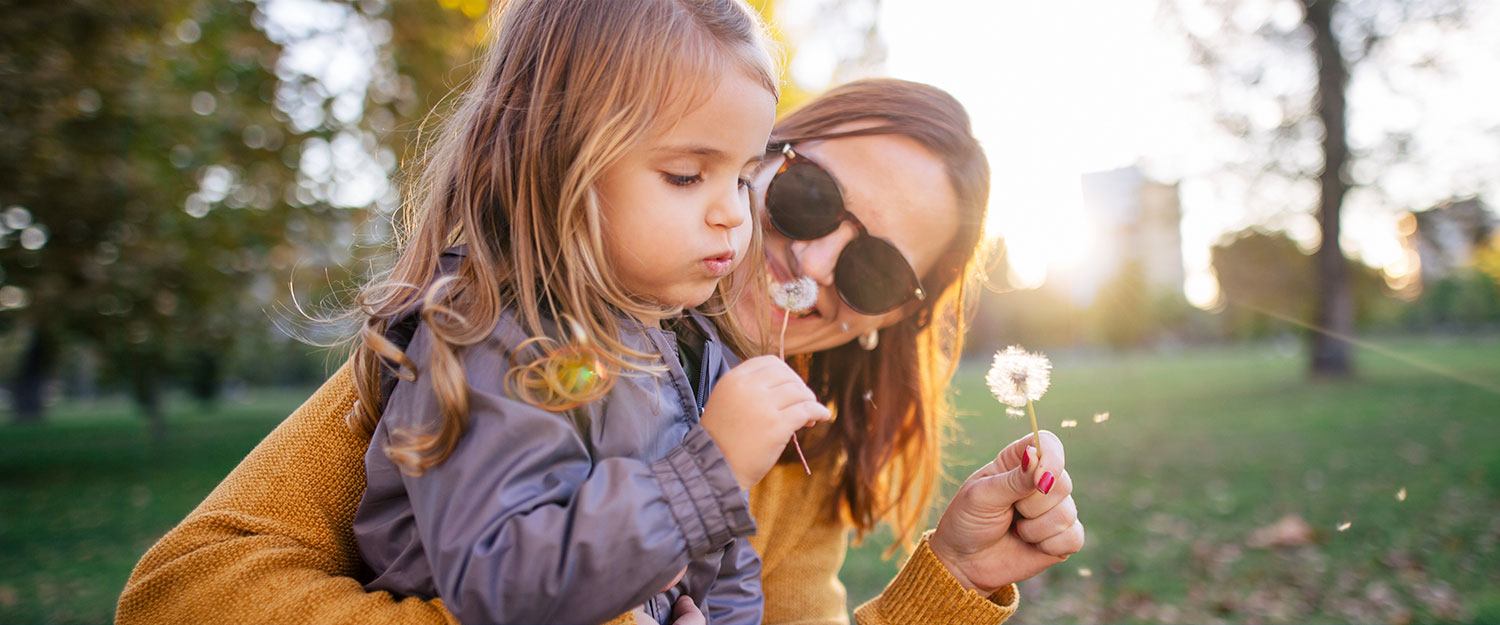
[701,355,831,490]
[928,430,1085,595]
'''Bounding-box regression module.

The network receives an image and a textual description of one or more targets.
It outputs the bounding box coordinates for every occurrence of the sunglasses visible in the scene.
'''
[763,141,926,316]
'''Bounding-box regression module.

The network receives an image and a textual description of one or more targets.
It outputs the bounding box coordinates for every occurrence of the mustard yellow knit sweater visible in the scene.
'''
[116,364,1017,625]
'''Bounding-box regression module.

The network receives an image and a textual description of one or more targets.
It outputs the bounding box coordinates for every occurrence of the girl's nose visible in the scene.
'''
[789,222,858,287]
[708,181,749,231]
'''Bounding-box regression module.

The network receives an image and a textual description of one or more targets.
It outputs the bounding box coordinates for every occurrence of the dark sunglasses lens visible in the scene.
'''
[766,161,843,239]
[835,237,919,315]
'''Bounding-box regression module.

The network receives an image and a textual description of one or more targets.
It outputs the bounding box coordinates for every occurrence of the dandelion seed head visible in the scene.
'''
[770,276,818,313]
[1093,411,1110,423]
[1396,488,1407,502]
[1061,419,1078,428]
[1337,521,1352,532]
[986,345,1052,408]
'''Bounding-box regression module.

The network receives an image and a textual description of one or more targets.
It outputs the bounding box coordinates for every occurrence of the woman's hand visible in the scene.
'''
[701,355,831,490]
[629,596,706,625]
[928,430,1085,595]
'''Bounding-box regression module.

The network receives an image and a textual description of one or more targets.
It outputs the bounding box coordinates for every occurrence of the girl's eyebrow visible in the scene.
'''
[654,144,768,170]
[651,144,729,160]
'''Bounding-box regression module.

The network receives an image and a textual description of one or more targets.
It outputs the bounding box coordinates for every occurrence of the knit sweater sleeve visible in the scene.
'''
[115,363,454,625]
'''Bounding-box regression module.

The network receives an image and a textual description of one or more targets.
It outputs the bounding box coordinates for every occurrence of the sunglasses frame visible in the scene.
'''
[763,141,927,316]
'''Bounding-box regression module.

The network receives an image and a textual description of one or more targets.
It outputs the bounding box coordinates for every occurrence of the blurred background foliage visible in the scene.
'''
[1,0,1498,623]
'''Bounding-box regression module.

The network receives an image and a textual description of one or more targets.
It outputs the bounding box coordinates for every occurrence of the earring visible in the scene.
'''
[840,322,851,333]
[858,329,879,351]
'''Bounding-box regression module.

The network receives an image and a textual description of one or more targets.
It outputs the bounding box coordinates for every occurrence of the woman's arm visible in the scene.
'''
[750,456,1022,625]
[116,363,454,625]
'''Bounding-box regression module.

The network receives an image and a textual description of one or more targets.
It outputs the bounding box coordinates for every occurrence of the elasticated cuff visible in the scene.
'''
[853,530,1019,625]
[650,426,756,559]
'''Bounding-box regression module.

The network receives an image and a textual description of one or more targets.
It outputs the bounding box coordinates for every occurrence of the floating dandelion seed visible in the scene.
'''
[987,345,1052,467]
[1078,568,1093,578]
[771,276,818,475]
[1061,419,1078,428]
[1396,488,1407,502]
[1093,411,1110,423]
[1337,521,1352,532]
[1006,407,1025,417]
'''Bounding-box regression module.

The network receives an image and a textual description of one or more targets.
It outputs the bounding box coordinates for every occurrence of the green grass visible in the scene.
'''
[842,335,1500,623]
[2,336,1498,624]
[0,390,315,624]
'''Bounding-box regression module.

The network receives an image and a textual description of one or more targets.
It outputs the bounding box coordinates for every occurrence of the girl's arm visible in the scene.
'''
[116,364,454,625]
[374,325,753,625]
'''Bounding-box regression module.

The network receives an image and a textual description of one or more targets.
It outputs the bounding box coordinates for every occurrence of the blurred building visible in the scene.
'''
[1408,197,1497,285]
[1072,165,1186,304]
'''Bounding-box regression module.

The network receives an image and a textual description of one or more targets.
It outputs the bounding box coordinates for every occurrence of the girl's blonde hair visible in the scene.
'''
[347,0,779,475]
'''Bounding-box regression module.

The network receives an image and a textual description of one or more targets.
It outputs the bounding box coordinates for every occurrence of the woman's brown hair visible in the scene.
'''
[774,78,992,552]
[344,0,777,475]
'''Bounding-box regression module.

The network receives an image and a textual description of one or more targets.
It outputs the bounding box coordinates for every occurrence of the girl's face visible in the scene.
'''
[733,125,962,355]
[595,71,776,315]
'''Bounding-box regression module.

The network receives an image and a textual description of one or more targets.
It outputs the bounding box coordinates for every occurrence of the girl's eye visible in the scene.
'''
[737,177,752,191]
[663,172,703,186]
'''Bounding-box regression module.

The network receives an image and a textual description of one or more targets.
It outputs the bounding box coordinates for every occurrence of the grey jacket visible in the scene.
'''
[354,302,760,625]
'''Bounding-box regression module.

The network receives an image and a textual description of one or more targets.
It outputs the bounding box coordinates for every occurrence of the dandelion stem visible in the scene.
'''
[780,308,810,475]
[1026,400,1042,468]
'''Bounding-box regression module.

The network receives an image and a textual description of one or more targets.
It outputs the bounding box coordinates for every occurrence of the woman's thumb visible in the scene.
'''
[670,596,706,625]
[972,453,1039,510]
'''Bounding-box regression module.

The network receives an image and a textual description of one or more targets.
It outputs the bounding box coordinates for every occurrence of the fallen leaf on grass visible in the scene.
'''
[1246,514,1315,548]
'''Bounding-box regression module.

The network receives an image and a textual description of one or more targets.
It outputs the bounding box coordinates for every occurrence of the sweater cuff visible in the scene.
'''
[853,530,1019,625]
[650,426,756,559]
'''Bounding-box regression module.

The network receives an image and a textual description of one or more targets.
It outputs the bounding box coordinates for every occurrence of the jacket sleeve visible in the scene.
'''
[702,536,764,624]
[378,326,754,625]
[115,363,455,625]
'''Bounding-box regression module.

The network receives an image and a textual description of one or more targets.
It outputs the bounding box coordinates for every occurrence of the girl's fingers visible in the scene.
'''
[1017,468,1072,519]
[1035,519,1086,557]
[786,400,831,425]
[1015,495,1078,544]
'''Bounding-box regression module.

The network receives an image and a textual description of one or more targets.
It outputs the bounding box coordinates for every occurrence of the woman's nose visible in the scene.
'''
[789,222,858,286]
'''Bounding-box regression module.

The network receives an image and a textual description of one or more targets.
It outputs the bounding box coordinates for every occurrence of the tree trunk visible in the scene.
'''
[11,325,55,423]
[1305,0,1354,377]
[133,357,167,442]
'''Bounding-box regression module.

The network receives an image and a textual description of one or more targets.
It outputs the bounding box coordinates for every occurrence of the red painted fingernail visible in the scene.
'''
[1021,446,1032,472]
[1039,471,1055,494]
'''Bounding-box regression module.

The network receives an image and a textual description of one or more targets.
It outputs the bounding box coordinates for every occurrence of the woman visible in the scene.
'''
[117,79,1083,625]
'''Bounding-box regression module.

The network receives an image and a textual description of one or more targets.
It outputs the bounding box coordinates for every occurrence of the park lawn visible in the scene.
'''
[1,336,1497,624]
[841,335,1500,624]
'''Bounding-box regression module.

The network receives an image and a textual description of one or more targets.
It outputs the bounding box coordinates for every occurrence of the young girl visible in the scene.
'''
[346,1,828,623]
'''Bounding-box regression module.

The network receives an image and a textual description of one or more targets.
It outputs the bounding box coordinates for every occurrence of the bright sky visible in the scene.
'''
[781,0,1500,308]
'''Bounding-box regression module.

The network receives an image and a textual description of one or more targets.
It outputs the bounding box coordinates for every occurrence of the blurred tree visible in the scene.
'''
[1211,230,1317,338]
[1163,0,1492,377]
[1212,228,1393,338]
[0,0,308,431]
